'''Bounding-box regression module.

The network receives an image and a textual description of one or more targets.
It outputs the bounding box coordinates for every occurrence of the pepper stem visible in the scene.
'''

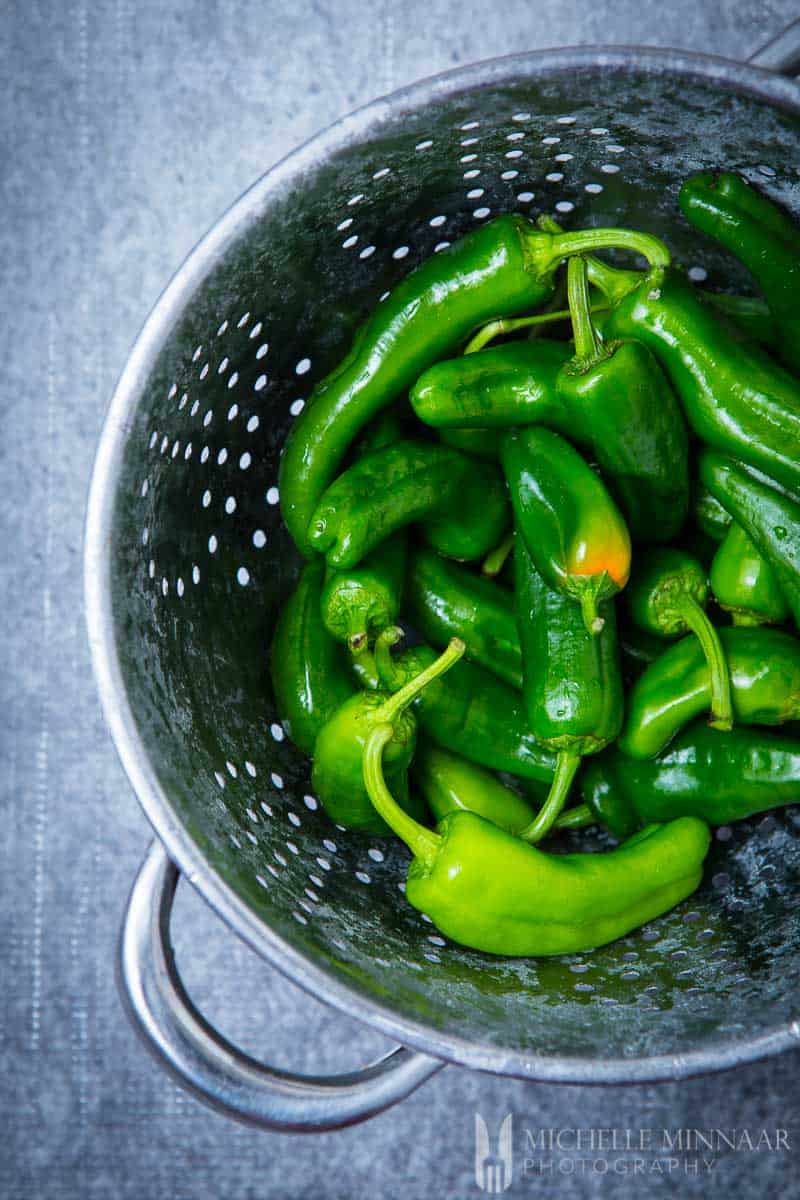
[482,530,514,577]
[674,594,734,731]
[344,608,369,655]
[580,588,605,636]
[520,751,581,843]
[374,625,404,690]
[553,802,595,831]
[463,305,609,355]
[540,226,670,274]
[567,255,601,363]
[538,215,643,305]
[363,725,441,865]
[375,637,465,725]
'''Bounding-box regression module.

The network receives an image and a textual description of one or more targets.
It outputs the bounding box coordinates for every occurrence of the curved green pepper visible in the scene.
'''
[406,546,522,688]
[364,725,710,956]
[412,741,537,834]
[311,639,463,832]
[693,483,733,543]
[588,258,800,494]
[309,440,508,569]
[269,560,353,755]
[280,215,671,553]
[515,535,623,839]
[502,426,631,634]
[710,521,790,627]
[581,720,800,839]
[699,450,800,629]
[679,172,800,372]
[437,426,503,460]
[625,547,732,731]
[375,631,555,783]
[619,626,800,760]
[320,534,407,652]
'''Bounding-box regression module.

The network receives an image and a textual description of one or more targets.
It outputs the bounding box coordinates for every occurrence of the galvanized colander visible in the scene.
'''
[86,33,800,1132]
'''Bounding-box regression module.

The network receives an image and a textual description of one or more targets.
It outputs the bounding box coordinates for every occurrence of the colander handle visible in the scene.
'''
[118,840,444,1132]
[748,18,800,75]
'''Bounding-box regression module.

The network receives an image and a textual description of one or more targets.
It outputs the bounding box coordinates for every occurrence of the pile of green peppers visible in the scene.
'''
[269,177,800,959]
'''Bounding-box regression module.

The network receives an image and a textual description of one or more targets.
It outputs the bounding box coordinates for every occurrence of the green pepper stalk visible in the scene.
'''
[514,536,623,841]
[481,530,515,578]
[364,725,710,957]
[374,630,556,783]
[269,560,354,755]
[625,548,733,732]
[311,637,465,833]
[582,720,800,839]
[280,214,671,555]
[463,304,611,354]
[618,625,800,761]
[309,440,509,569]
[406,546,522,689]
[502,426,631,635]
[699,451,800,630]
[710,521,790,628]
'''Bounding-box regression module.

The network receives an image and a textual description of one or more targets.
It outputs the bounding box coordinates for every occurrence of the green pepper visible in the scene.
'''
[502,426,631,634]
[586,256,800,495]
[693,483,733,543]
[375,630,556,784]
[710,521,790,628]
[699,450,800,629]
[363,725,710,956]
[619,625,800,760]
[514,535,623,839]
[437,426,503,460]
[280,215,671,554]
[320,534,407,652]
[679,172,800,372]
[625,547,733,731]
[412,740,537,834]
[581,720,800,839]
[311,638,463,832]
[309,440,508,569]
[702,292,781,353]
[406,546,522,688]
[269,560,353,755]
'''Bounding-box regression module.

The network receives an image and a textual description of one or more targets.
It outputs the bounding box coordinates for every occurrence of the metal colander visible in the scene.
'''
[86,44,800,1132]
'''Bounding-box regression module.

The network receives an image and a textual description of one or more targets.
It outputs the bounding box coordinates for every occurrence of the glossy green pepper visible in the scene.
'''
[679,172,800,372]
[625,548,733,731]
[437,426,503,460]
[309,440,509,569]
[311,638,463,832]
[413,741,537,834]
[406,546,522,688]
[374,631,556,784]
[702,292,781,353]
[364,725,710,956]
[279,215,671,553]
[514,535,623,839]
[619,625,800,760]
[710,521,790,627]
[581,720,800,839]
[586,255,800,494]
[693,483,732,543]
[699,450,800,629]
[320,534,407,652]
[502,426,631,634]
[269,560,353,755]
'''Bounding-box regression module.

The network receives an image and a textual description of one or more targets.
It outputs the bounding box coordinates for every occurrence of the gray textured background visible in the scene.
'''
[4,2,800,1197]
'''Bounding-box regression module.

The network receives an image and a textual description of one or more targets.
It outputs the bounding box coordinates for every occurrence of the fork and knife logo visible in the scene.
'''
[475,1113,513,1193]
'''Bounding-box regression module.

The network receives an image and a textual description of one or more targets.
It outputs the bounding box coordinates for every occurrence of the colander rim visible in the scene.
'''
[85,43,800,1083]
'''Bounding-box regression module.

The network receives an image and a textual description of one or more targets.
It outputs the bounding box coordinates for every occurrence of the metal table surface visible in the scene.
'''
[3,2,800,1196]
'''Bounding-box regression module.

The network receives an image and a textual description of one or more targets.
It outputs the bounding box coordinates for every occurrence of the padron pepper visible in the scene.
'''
[406,546,522,688]
[583,250,800,494]
[625,547,733,731]
[437,426,503,460]
[699,450,800,629]
[679,172,800,372]
[311,638,464,833]
[363,724,710,956]
[320,534,407,652]
[413,741,538,835]
[514,535,623,839]
[502,426,631,634]
[374,629,555,784]
[309,440,509,569]
[279,214,672,553]
[710,521,790,628]
[580,720,800,839]
[693,483,732,543]
[269,560,353,755]
[619,625,800,760]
